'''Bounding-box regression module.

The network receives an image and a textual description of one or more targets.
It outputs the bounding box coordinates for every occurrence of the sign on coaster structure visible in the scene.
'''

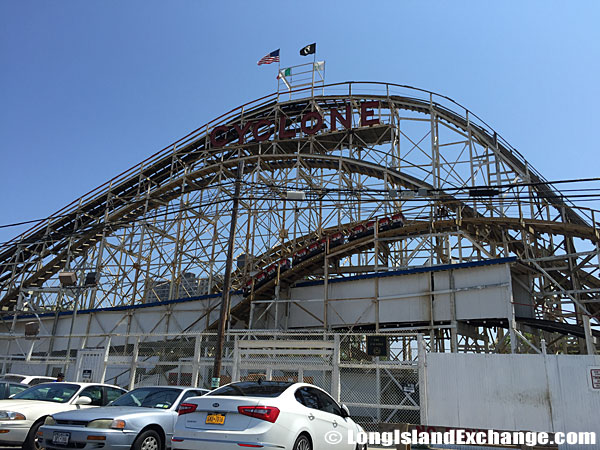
[210,101,380,148]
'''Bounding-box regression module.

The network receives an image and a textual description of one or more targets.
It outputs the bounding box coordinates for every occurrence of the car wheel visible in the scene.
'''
[132,430,161,450]
[22,420,43,450]
[292,434,312,450]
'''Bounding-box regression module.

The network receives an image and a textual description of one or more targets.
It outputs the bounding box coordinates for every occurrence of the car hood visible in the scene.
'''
[53,406,172,421]
[0,399,76,417]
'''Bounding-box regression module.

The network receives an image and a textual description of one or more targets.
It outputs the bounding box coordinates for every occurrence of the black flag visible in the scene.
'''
[300,43,316,56]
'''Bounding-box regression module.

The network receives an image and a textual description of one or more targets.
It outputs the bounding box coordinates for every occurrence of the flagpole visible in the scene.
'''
[311,45,316,97]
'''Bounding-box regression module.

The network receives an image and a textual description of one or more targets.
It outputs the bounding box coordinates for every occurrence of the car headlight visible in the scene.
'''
[44,416,56,426]
[87,419,125,429]
[0,411,26,420]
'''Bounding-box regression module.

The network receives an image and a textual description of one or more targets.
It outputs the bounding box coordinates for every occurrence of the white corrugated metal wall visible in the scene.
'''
[423,352,600,448]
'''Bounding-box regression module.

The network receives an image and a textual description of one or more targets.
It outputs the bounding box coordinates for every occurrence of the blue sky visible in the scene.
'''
[1,1,599,244]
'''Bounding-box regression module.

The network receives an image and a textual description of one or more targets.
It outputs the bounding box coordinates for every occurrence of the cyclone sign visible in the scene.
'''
[209,101,380,148]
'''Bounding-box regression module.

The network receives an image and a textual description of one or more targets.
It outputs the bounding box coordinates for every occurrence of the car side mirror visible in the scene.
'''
[74,395,92,405]
[341,404,350,418]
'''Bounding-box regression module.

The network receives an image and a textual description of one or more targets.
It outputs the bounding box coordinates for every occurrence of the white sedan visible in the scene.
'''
[0,374,56,386]
[171,381,366,450]
[0,382,126,450]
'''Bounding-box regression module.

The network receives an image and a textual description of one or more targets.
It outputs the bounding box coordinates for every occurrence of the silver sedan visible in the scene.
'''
[39,386,209,450]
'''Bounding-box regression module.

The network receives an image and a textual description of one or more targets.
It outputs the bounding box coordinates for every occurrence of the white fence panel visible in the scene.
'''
[424,352,600,438]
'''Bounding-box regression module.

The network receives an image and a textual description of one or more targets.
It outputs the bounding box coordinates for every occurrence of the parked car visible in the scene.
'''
[0,381,29,399]
[0,373,56,386]
[40,386,209,450]
[0,382,126,450]
[171,381,366,450]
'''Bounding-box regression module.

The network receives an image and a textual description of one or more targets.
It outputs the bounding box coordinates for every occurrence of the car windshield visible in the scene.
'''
[12,383,80,403]
[0,375,25,383]
[208,381,292,398]
[110,387,182,409]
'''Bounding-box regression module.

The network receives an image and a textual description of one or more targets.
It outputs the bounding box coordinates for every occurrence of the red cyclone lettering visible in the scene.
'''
[301,111,322,135]
[331,105,351,131]
[233,122,253,145]
[360,101,380,126]
[279,115,297,139]
[253,119,273,142]
[210,125,229,148]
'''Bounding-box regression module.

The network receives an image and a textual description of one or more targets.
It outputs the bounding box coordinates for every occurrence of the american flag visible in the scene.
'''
[257,49,280,66]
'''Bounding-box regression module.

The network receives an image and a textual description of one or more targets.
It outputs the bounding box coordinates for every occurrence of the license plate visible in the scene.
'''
[205,413,225,425]
[52,432,70,445]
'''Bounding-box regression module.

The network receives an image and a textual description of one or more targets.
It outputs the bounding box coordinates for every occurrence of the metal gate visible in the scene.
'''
[232,337,338,398]
[74,348,106,383]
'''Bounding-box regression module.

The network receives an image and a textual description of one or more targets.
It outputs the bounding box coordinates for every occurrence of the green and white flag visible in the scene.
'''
[277,67,291,79]
[277,67,292,89]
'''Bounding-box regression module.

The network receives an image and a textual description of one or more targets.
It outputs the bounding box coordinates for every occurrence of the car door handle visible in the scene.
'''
[333,420,338,428]
[308,413,315,421]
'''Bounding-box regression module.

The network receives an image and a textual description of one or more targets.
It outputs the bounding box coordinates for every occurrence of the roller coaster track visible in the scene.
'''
[219,216,600,329]
[1,82,597,319]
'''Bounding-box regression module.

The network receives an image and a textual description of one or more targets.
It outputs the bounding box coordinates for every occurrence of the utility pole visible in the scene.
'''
[212,163,242,388]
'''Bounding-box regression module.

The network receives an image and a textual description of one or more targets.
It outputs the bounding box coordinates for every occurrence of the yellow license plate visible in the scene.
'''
[205,413,226,425]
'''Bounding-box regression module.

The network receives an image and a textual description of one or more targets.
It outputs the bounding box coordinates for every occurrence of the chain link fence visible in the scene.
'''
[0,330,424,429]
